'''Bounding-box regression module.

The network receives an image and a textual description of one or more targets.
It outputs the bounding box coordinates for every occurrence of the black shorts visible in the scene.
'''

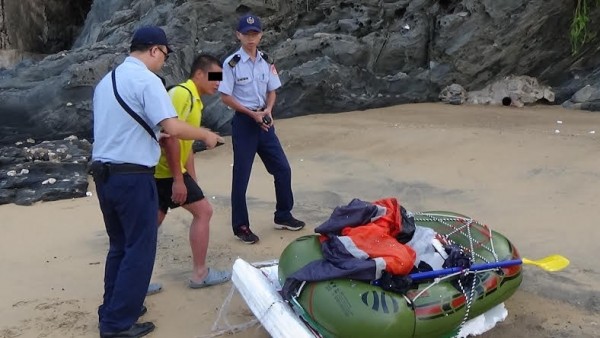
[155,172,205,213]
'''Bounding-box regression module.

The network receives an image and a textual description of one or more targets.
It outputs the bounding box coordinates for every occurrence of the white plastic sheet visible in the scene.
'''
[232,258,316,338]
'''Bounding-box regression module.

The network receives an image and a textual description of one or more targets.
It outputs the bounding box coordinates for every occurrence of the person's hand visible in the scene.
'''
[203,130,222,149]
[256,109,272,132]
[262,108,273,124]
[252,110,266,123]
[158,131,171,147]
[171,178,187,205]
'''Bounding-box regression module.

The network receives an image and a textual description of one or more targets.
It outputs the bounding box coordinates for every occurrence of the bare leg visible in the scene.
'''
[158,210,167,226]
[146,210,169,296]
[182,199,212,282]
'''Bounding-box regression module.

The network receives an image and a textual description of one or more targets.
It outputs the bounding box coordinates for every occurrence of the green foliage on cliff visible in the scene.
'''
[571,0,600,54]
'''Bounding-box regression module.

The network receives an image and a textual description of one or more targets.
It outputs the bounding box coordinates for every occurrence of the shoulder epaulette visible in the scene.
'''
[260,52,274,65]
[228,54,241,68]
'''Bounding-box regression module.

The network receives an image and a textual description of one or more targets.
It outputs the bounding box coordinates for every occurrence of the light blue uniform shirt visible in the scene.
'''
[92,56,177,167]
[218,47,281,110]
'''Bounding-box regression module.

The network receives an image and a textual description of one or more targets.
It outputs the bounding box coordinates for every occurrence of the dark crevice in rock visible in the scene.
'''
[438,0,457,12]
[0,0,9,49]
[35,0,94,53]
[0,0,93,57]
[235,5,252,15]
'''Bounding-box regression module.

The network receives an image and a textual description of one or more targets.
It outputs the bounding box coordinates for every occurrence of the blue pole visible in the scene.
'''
[409,259,523,281]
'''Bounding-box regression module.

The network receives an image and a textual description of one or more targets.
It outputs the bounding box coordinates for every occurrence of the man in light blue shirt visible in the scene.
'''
[92,26,222,338]
[219,14,305,245]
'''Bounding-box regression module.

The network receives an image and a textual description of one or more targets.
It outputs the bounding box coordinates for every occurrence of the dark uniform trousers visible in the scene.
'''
[93,166,157,333]
[231,112,293,232]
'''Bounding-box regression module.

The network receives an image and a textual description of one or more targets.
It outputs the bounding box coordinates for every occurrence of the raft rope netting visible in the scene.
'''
[411,212,502,338]
[203,213,503,337]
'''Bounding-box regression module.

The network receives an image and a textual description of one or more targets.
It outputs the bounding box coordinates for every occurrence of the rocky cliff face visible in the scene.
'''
[2,0,600,205]
[0,0,599,144]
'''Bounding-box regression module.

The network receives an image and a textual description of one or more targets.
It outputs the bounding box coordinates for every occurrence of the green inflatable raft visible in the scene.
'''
[278,211,523,338]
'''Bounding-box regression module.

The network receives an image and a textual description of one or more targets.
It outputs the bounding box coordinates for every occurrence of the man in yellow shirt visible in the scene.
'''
[154,54,230,288]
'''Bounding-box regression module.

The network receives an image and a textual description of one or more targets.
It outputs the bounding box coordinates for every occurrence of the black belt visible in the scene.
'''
[90,161,154,182]
[234,107,264,113]
[105,163,154,174]
[236,108,271,125]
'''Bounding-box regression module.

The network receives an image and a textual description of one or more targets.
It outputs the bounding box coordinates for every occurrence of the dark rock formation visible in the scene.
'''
[0,136,91,205]
[4,0,600,145]
[562,84,600,112]
[1,0,600,204]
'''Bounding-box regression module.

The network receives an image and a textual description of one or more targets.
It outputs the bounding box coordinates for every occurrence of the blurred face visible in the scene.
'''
[194,63,222,95]
[236,30,263,50]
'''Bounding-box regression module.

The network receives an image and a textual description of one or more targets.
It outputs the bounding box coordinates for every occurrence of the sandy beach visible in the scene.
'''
[1,103,599,338]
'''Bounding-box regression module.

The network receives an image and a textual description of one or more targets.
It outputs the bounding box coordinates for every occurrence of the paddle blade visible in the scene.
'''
[522,255,570,272]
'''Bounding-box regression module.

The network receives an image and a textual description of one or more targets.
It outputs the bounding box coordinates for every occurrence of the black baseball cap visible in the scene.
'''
[131,26,173,53]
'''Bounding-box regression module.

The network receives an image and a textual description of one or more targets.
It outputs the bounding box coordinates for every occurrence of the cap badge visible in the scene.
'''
[247,17,255,24]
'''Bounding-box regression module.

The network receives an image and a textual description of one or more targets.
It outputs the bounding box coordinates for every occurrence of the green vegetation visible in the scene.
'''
[571,0,600,54]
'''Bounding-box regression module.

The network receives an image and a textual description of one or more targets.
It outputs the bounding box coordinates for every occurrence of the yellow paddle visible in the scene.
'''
[410,254,570,281]
[522,254,570,272]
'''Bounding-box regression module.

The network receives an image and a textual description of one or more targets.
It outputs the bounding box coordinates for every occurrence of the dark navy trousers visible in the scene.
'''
[231,112,293,232]
[94,172,158,332]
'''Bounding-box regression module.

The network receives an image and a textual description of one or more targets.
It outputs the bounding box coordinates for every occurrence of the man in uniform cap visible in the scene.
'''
[219,14,305,245]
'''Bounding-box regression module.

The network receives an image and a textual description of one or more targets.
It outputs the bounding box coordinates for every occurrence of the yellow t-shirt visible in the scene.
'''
[154,79,204,179]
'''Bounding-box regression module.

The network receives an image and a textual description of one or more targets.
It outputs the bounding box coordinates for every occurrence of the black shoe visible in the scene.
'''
[274,216,305,231]
[100,322,155,338]
[234,226,259,244]
[98,306,148,330]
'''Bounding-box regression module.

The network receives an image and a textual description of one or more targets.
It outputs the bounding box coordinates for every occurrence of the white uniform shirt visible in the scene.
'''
[91,56,177,167]
[219,47,281,110]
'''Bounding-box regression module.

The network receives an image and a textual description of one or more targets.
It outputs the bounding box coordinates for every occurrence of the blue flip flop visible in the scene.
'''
[188,268,232,289]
